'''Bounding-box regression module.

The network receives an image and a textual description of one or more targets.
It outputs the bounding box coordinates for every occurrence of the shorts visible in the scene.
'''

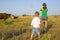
[42,16,48,21]
[32,28,40,34]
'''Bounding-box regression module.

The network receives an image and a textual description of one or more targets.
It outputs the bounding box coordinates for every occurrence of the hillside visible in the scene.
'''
[0,16,60,40]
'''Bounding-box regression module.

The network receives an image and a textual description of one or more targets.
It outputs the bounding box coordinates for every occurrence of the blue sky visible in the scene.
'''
[0,0,60,16]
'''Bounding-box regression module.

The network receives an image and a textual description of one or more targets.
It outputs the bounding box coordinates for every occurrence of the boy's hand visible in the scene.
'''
[29,25,32,30]
[40,8,42,11]
[40,9,42,11]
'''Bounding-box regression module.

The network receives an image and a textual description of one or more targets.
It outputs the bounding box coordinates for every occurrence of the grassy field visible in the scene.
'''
[0,16,60,40]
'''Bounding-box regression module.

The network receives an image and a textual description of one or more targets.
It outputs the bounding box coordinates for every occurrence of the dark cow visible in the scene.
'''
[0,13,11,20]
[13,16,18,19]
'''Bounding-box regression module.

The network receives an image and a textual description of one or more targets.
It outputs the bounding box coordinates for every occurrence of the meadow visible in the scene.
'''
[0,16,60,40]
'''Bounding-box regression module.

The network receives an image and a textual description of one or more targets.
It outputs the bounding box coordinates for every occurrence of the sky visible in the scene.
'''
[0,0,60,16]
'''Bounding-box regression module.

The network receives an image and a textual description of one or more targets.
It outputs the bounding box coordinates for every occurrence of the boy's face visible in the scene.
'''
[35,13,39,17]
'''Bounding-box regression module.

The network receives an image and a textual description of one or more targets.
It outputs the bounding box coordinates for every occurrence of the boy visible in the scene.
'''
[30,11,40,40]
[40,3,48,32]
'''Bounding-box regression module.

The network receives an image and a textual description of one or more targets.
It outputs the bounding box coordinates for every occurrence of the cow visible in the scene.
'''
[13,16,18,19]
[0,13,11,20]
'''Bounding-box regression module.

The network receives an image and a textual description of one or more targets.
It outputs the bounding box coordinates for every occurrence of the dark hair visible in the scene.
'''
[42,3,47,9]
[35,11,40,15]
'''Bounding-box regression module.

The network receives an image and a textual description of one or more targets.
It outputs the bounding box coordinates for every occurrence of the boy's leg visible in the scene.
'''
[42,17,48,33]
[30,34,33,40]
[45,21,48,29]
[30,28,35,40]
[36,28,40,40]
[38,34,40,40]
[43,21,48,32]
[45,16,48,29]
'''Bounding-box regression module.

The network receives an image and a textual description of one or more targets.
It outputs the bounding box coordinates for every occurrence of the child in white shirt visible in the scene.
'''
[30,11,40,40]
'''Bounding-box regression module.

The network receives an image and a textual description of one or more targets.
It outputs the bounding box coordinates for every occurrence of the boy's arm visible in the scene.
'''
[46,8,48,11]
[40,8,42,11]
[30,19,33,29]
[40,7,42,11]
[30,25,33,29]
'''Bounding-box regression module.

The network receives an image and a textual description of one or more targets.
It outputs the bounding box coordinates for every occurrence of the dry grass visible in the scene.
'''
[0,16,60,40]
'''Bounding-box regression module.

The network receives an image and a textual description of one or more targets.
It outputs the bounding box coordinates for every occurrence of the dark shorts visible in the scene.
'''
[32,28,40,34]
[42,16,48,21]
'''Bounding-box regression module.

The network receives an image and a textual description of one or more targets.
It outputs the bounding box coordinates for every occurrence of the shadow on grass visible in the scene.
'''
[41,21,53,34]
[0,33,2,40]
[3,29,27,40]
[1,21,53,40]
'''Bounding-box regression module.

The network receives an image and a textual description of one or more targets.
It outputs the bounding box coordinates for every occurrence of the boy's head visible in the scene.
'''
[42,3,47,9]
[35,11,40,17]
[42,3,46,7]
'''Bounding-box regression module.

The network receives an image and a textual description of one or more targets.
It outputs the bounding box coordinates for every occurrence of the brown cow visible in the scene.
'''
[0,13,11,20]
[13,16,18,19]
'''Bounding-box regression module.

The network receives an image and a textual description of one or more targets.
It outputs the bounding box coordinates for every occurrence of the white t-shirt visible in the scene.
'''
[31,17,40,28]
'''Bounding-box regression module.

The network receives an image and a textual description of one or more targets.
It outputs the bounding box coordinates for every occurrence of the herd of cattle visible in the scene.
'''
[0,13,28,20]
[0,13,20,20]
[0,13,11,20]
